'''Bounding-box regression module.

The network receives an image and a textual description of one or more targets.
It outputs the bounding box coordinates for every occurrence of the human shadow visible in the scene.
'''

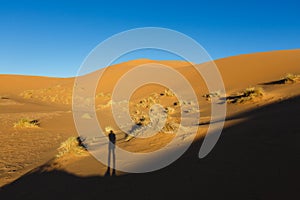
[104,130,116,177]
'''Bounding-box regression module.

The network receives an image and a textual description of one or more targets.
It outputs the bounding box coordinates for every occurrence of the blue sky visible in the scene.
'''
[0,0,299,77]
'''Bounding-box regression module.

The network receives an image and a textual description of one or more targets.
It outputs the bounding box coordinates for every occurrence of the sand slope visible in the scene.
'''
[0,49,299,199]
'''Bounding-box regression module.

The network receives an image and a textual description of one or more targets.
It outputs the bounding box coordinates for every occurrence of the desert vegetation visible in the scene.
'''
[13,118,40,128]
[202,91,221,101]
[56,136,87,158]
[226,87,264,104]
[282,73,300,83]
[263,73,300,85]
[96,92,111,99]
[163,89,175,97]
[123,90,182,141]
[161,121,180,133]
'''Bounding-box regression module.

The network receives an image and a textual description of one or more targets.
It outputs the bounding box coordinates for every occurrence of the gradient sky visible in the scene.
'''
[0,0,299,77]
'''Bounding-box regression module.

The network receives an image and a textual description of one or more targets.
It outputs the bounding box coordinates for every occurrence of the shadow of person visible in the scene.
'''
[105,130,116,177]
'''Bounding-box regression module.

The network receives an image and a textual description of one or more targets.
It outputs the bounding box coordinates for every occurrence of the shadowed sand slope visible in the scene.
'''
[0,95,299,199]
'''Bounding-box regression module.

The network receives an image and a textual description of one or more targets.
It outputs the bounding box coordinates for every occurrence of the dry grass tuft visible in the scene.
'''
[263,73,300,85]
[282,73,300,83]
[165,106,175,114]
[137,96,159,109]
[164,89,175,97]
[14,118,40,128]
[162,122,179,133]
[131,112,151,126]
[202,91,221,101]
[96,92,111,99]
[56,137,87,158]
[227,87,264,104]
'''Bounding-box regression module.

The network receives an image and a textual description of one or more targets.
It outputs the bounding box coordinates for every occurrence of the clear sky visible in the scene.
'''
[0,0,299,77]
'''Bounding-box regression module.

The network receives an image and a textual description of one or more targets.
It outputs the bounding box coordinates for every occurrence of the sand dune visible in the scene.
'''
[0,49,299,199]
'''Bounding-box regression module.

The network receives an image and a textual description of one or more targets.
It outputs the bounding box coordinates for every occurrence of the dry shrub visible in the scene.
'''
[98,100,112,109]
[21,90,33,99]
[96,92,111,99]
[164,89,175,97]
[227,87,264,104]
[131,112,151,126]
[162,122,179,133]
[137,96,159,109]
[56,137,87,158]
[282,73,300,83]
[14,118,40,128]
[202,91,221,101]
[263,73,300,85]
[165,106,175,114]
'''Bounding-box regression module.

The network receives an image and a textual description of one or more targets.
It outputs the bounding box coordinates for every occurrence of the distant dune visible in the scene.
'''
[0,49,299,199]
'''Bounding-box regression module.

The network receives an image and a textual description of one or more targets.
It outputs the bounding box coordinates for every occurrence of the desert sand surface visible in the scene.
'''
[0,49,299,199]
